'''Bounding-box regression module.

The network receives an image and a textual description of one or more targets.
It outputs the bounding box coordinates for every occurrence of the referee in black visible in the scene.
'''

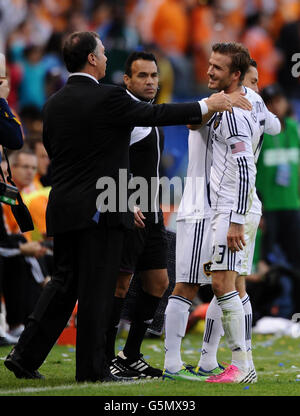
[106,52,168,378]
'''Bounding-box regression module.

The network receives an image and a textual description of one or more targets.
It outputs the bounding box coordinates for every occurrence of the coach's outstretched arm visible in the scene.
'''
[188,91,251,131]
[105,87,233,128]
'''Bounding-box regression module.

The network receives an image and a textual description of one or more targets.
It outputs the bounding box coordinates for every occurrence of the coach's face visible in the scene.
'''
[123,59,159,101]
[207,52,240,92]
[92,38,107,80]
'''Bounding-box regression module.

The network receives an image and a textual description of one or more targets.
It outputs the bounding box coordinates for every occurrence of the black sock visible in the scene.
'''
[123,290,161,359]
[105,296,124,362]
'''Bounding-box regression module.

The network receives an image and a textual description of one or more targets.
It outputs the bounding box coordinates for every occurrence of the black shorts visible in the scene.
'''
[120,214,168,273]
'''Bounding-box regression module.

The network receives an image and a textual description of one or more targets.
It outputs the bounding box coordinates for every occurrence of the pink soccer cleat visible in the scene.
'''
[205,364,249,383]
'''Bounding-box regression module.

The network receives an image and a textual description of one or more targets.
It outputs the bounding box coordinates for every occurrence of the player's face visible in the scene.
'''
[243,66,259,93]
[207,52,239,92]
[124,59,159,101]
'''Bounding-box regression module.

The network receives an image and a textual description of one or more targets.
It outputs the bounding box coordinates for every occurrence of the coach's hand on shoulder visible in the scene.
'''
[134,206,145,229]
[229,90,252,111]
[205,91,232,113]
[227,222,246,252]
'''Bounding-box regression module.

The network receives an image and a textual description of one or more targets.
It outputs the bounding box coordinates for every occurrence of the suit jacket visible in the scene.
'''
[43,75,202,236]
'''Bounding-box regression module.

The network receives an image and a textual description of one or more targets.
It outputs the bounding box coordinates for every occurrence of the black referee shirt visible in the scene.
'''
[127,90,164,224]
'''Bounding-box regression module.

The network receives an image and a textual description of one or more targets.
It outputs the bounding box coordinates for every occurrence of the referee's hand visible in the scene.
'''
[134,206,145,228]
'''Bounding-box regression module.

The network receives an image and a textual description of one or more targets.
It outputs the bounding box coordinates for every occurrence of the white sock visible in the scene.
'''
[217,291,248,372]
[164,295,191,373]
[241,293,254,370]
[198,295,224,371]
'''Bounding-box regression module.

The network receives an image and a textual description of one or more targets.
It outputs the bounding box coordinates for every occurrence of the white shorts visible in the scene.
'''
[176,218,213,285]
[240,212,261,275]
[211,211,261,275]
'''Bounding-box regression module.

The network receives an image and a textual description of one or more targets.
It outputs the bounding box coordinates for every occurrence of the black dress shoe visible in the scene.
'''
[4,348,44,379]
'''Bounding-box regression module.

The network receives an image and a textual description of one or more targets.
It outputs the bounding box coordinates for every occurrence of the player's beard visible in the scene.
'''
[216,77,233,93]
[208,76,233,92]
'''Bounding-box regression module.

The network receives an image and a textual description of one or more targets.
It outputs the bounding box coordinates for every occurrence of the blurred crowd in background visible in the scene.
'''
[0,0,300,343]
[1,0,300,186]
[1,0,300,112]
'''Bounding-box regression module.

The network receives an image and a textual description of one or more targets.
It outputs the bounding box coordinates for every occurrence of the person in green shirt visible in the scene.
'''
[256,83,300,315]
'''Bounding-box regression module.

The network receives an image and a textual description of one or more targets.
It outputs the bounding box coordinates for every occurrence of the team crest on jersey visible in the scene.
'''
[213,113,222,130]
[203,261,212,277]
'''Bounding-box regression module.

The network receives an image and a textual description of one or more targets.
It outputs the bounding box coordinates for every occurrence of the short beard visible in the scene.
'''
[216,78,232,92]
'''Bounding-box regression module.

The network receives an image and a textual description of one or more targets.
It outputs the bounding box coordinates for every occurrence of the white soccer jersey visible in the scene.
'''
[177,122,213,221]
[177,88,280,221]
[210,86,280,222]
[247,87,281,215]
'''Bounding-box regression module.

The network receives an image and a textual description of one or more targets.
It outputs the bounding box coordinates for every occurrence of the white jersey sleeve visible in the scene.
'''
[263,102,281,135]
[222,109,257,224]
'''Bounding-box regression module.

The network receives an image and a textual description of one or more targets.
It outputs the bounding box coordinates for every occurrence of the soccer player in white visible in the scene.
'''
[163,54,252,381]
[197,58,280,382]
[163,44,280,383]
[200,44,282,383]
[163,118,219,382]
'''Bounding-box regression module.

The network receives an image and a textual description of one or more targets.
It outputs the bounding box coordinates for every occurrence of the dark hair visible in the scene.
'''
[212,42,251,82]
[124,51,157,77]
[260,84,285,105]
[62,31,100,73]
[19,105,42,121]
[26,136,43,152]
[249,58,257,68]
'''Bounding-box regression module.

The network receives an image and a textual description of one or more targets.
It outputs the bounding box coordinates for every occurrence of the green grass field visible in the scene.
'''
[0,331,300,397]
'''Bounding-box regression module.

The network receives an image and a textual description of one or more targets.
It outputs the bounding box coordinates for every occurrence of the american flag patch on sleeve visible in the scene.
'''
[230,142,246,154]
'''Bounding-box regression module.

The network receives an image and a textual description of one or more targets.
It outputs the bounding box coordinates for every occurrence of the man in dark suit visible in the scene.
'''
[4,31,232,383]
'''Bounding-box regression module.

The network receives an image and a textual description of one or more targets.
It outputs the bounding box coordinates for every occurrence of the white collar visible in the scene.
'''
[126,89,140,101]
[69,72,99,84]
[126,89,153,104]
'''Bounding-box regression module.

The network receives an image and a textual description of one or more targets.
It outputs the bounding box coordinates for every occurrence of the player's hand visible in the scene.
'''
[0,78,9,99]
[205,91,232,113]
[227,222,246,252]
[134,206,145,228]
[228,91,252,111]
[19,241,47,258]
